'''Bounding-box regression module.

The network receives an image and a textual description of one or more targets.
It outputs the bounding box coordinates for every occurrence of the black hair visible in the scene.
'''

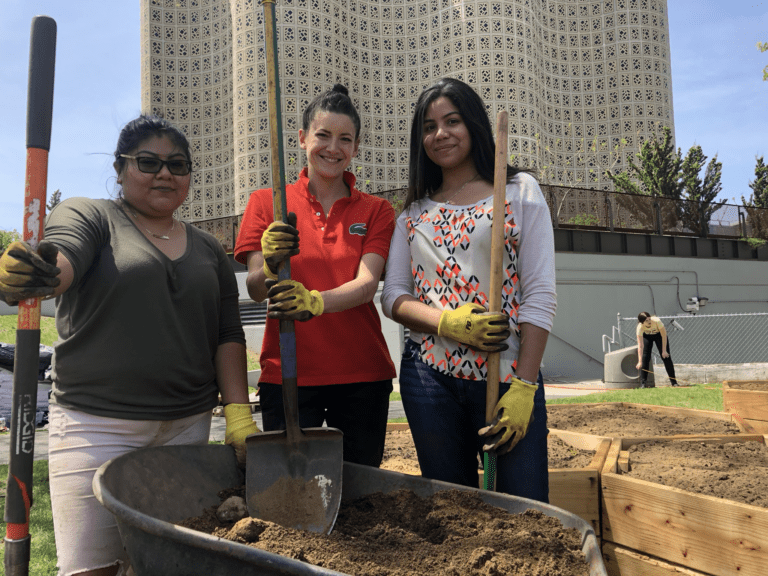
[113,115,191,177]
[301,84,361,140]
[405,77,531,209]
[638,312,652,323]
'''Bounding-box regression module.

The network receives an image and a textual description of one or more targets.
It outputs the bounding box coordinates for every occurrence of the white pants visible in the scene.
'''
[48,404,212,576]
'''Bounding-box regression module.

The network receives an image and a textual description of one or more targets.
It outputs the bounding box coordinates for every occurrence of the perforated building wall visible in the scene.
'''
[140,0,674,242]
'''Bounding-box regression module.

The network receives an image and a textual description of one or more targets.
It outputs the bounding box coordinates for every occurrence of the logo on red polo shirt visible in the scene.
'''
[349,223,367,236]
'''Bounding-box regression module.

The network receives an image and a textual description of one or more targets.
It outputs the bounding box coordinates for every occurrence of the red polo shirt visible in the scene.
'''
[234,168,397,386]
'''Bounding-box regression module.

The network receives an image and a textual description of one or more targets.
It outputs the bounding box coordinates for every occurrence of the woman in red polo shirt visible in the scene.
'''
[234,85,396,466]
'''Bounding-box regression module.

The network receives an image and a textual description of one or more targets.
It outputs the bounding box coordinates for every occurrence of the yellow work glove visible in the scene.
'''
[0,240,61,306]
[437,303,511,352]
[479,377,537,455]
[261,212,299,280]
[266,279,324,322]
[224,403,261,466]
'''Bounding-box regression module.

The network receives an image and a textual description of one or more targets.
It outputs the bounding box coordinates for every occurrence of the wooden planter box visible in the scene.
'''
[548,402,757,435]
[385,424,611,536]
[600,435,768,576]
[723,380,768,433]
[548,430,611,537]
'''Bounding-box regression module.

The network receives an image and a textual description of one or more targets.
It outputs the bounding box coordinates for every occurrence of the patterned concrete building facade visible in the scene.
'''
[140,0,674,243]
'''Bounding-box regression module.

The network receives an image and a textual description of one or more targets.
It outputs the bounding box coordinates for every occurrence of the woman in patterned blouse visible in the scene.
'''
[381,78,557,501]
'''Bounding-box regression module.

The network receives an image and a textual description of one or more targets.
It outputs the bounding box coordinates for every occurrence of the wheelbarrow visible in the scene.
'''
[93,444,608,576]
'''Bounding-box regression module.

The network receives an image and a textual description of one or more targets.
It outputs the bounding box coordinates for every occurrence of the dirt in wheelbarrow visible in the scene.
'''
[179,487,591,576]
[546,403,741,437]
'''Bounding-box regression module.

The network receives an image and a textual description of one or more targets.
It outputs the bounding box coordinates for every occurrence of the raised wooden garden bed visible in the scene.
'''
[600,435,768,576]
[723,380,768,433]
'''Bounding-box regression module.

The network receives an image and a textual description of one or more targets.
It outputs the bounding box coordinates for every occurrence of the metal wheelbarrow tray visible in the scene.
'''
[93,444,607,576]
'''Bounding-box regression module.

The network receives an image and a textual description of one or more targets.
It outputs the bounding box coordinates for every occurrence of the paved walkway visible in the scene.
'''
[0,380,607,465]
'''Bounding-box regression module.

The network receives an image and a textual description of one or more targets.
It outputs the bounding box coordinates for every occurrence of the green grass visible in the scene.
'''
[0,460,58,575]
[546,382,724,412]
[0,315,58,347]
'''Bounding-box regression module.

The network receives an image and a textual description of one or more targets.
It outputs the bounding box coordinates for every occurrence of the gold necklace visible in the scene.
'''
[123,201,175,240]
[441,173,480,205]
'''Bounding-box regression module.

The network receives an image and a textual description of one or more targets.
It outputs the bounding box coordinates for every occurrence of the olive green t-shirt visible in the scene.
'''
[46,198,245,420]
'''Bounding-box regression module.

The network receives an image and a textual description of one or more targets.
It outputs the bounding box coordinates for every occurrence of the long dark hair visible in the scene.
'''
[302,84,361,140]
[113,115,191,178]
[405,77,529,209]
[637,311,652,323]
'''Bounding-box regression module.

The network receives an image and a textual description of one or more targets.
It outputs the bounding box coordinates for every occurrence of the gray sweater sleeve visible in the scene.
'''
[381,210,415,319]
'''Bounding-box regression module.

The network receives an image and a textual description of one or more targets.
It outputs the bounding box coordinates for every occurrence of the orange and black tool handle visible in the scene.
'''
[4,15,56,576]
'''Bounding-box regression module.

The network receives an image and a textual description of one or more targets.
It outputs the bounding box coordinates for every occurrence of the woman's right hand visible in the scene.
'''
[0,240,61,305]
[636,361,642,369]
[261,212,299,280]
[437,303,510,352]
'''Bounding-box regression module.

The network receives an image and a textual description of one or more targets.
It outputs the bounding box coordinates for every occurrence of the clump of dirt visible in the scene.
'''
[724,382,768,391]
[623,440,768,508]
[380,429,596,475]
[179,488,592,576]
[547,404,741,437]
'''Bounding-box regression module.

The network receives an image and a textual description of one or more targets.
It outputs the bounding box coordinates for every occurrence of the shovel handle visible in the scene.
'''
[483,111,508,493]
[262,0,301,442]
[485,110,508,424]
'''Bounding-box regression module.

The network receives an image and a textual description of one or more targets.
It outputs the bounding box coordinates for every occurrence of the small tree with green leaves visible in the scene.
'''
[679,146,725,237]
[759,42,768,81]
[46,188,62,212]
[606,127,684,199]
[742,155,768,241]
[1,229,22,253]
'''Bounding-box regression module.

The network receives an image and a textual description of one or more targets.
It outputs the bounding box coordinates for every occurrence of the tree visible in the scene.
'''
[759,42,768,81]
[679,146,725,237]
[47,188,62,212]
[0,229,21,253]
[742,155,768,241]
[606,127,684,199]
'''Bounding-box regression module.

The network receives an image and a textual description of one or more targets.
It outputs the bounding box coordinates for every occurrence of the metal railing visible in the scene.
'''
[370,185,768,241]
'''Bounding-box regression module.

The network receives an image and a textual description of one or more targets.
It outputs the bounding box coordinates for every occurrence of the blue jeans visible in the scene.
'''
[259,380,393,467]
[399,339,549,502]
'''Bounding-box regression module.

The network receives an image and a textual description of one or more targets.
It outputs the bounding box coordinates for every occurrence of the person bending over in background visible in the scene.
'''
[636,311,679,387]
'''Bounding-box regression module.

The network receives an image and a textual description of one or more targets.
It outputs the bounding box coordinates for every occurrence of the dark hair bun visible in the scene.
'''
[331,84,349,96]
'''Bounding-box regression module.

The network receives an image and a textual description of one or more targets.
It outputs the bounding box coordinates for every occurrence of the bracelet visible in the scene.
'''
[515,376,536,386]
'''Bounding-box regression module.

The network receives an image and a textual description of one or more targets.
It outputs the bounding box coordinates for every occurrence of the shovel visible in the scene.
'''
[482,110,508,492]
[244,0,343,535]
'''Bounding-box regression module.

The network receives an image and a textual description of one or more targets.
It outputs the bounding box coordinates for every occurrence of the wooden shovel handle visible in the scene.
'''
[485,111,508,424]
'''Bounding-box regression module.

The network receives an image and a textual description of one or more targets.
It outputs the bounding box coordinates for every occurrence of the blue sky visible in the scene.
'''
[1,0,767,233]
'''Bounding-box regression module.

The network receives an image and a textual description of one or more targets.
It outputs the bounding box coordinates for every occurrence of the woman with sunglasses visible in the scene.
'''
[0,115,258,576]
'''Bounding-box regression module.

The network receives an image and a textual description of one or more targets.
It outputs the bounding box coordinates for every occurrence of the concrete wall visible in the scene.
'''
[547,252,768,381]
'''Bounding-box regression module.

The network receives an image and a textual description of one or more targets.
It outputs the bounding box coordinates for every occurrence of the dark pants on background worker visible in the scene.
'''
[397,339,549,503]
[259,379,393,467]
[641,332,678,387]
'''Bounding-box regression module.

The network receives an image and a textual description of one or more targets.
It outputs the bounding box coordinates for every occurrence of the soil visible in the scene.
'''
[380,429,595,474]
[623,439,768,508]
[547,403,741,437]
[179,488,591,576]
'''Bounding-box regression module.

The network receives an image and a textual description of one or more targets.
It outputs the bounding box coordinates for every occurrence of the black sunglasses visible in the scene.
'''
[120,154,192,176]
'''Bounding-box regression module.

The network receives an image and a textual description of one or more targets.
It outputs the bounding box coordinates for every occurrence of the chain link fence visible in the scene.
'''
[606,313,768,366]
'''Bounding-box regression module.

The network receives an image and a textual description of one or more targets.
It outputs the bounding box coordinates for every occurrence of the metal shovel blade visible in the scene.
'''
[245,426,343,534]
